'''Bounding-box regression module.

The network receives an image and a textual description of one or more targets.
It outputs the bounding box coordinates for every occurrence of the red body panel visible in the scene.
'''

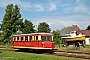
[13,41,55,49]
[12,33,55,50]
[44,42,54,48]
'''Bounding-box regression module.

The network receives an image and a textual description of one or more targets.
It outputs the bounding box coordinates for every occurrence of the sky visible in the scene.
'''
[0,0,90,31]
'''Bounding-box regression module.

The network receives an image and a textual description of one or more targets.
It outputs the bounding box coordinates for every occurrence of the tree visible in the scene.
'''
[11,5,23,34]
[0,24,1,31]
[22,19,35,34]
[86,25,90,30]
[1,4,23,44]
[52,29,65,48]
[52,29,60,45]
[1,4,13,44]
[38,22,51,33]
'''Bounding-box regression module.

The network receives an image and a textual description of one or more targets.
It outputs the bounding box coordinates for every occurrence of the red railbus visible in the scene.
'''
[12,33,55,50]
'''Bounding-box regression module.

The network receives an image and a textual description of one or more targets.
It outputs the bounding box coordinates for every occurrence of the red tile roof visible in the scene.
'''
[72,25,80,31]
[81,30,90,36]
[60,25,80,36]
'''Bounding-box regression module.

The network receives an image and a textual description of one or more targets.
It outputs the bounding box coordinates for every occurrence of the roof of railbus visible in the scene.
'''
[13,33,53,37]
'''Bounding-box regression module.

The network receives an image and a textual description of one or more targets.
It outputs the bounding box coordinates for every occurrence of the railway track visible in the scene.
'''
[53,49,90,55]
[43,49,90,60]
[0,47,90,60]
[0,46,14,51]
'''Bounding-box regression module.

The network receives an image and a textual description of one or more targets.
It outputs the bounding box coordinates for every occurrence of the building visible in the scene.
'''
[81,30,90,45]
[60,25,80,36]
[60,25,90,45]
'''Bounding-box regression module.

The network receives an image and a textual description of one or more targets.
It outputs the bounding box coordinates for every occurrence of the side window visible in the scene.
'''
[13,37,16,41]
[21,37,23,41]
[34,36,35,40]
[25,36,28,41]
[36,36,38,40]
[47,36,52,40]
[17,37,19,41]
[41,36,46,40]
[30,36,32,41]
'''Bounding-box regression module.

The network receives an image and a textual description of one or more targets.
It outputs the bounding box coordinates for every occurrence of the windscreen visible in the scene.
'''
[41,36,52,41]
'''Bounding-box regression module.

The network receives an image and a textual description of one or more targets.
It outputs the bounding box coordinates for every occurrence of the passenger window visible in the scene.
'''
[17,37,19,41]
[36,36,38,40]
[21,37,23,41]
[14,37,16,41]
[25,36,28,41]
[34,36,35,40]
[30,36,32,40]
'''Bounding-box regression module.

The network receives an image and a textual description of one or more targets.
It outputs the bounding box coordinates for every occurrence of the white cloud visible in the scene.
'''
[32,15,90,30]
[0,0,57,12]
[63,0,90,14]
[34,4,44,11]
[74,0,89,13]
[0,0,31,10]
[0,0,44,11]
[62,4,68,7]
[63,8,72,13]
[48,1,56,11]
[52,13,61,15]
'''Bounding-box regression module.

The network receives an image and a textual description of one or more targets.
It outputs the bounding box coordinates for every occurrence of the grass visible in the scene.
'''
[85,45,90,48]
[0,43,12,48]
[0,44,90,60]
[0,50,81,60]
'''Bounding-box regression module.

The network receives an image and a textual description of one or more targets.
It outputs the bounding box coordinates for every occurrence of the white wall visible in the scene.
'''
[85,37,90,45]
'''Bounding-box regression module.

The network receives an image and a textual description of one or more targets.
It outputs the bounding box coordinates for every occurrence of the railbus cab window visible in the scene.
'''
[41,36,46,40]
[47,36,52,40]
[41,36,52,41]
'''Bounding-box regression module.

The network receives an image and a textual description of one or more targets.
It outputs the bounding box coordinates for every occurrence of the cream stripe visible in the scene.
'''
[13,46,53,49]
